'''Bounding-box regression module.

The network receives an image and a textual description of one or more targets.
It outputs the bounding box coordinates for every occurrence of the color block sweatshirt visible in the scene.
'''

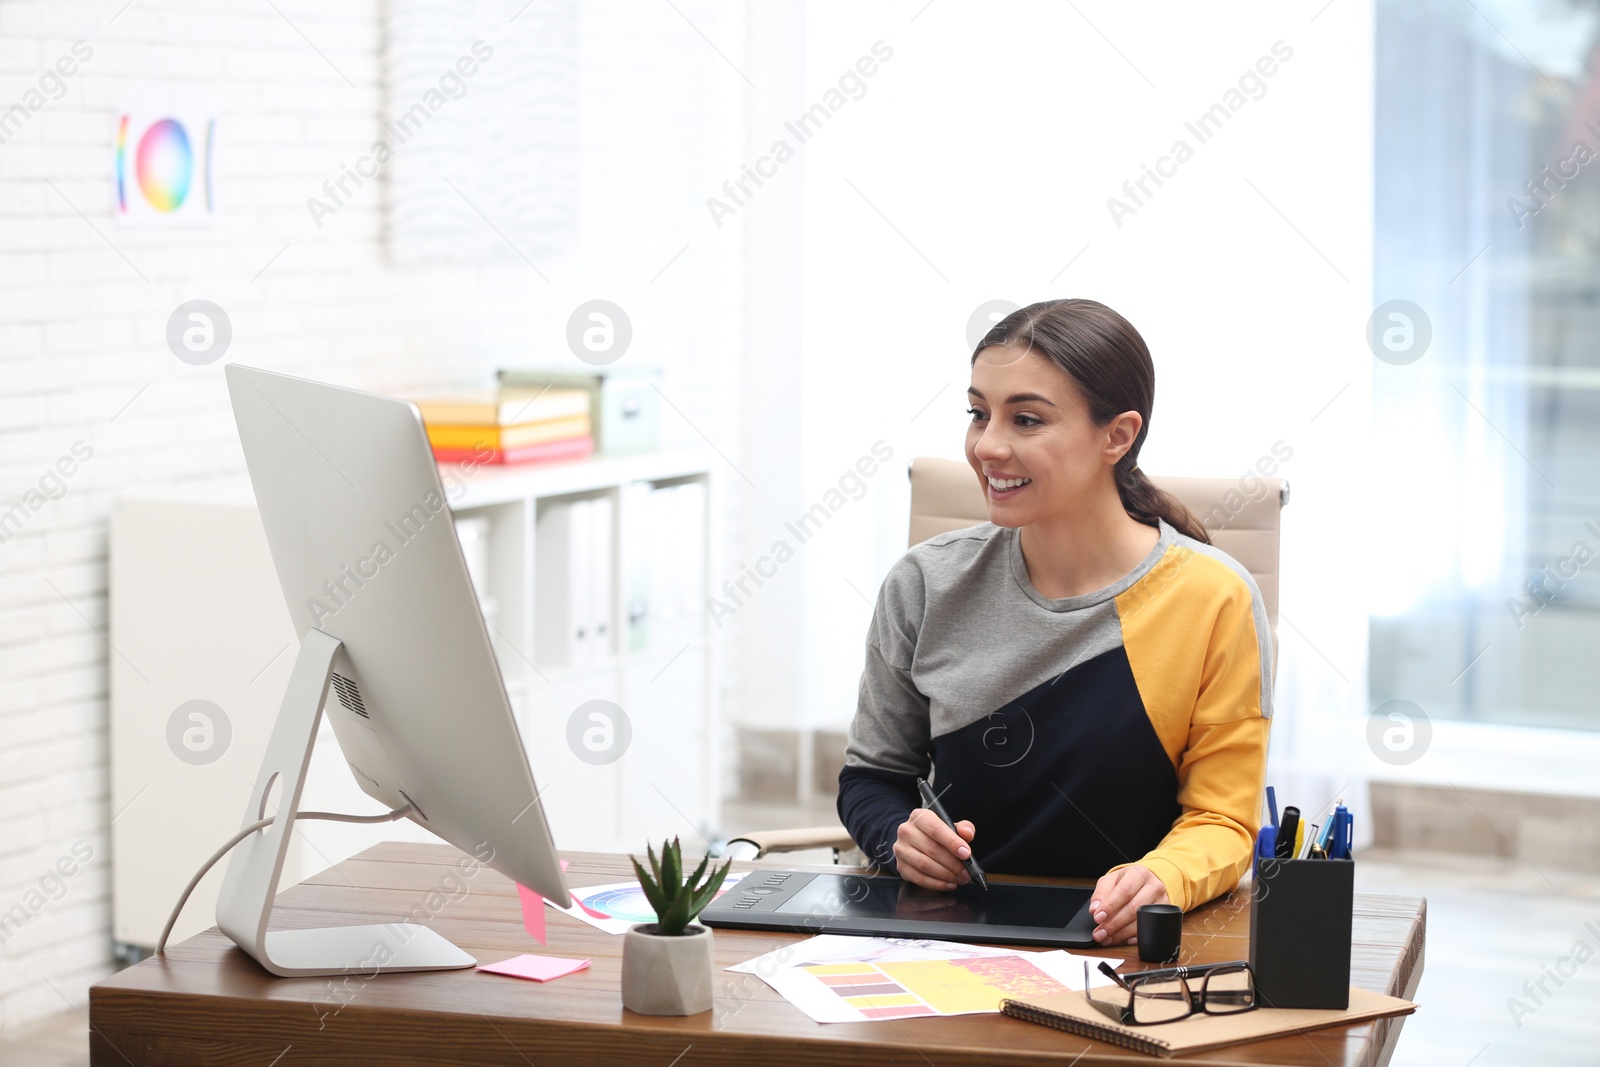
[836,519,1272,912]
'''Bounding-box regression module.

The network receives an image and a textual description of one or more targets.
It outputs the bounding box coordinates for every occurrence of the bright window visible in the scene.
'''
[1370,0,1600,730]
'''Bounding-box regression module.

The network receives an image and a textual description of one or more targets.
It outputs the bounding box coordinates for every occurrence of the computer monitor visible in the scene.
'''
[216,364,570,977]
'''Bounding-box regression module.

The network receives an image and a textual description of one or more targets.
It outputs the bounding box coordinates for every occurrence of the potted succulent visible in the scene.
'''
[620,836,732,1016]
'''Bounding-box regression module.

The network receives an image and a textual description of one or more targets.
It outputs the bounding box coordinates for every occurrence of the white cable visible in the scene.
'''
[154,805,413,957]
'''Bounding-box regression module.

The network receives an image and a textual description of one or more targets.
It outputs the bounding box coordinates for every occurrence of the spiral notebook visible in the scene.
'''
[1001,985,1415,1058]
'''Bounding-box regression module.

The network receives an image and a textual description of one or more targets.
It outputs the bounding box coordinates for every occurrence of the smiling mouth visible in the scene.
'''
[986,475,1031,494]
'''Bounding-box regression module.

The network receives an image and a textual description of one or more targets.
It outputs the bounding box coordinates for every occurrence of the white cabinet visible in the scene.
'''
[515,668,622,855]
[619,648,709,847]
[109,449,719,955]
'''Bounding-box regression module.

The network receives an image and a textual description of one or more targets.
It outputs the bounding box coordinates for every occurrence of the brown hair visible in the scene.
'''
[971,298,1210,544]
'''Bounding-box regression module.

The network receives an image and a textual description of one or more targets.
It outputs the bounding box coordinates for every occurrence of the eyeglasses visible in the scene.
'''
[1083,959,1256,1026]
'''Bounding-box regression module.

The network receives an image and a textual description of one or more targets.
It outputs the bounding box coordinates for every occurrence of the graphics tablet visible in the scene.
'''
[698,869,1097,948]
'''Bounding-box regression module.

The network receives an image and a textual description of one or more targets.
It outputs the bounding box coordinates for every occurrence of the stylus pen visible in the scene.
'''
[915,777,988,891]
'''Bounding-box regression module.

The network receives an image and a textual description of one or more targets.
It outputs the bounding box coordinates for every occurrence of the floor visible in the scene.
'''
[7,804,1599,1066]
[1355,847,1600,1066]
[0,1011,83,1067]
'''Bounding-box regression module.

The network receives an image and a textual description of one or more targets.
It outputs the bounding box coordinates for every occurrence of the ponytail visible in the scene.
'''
[974,298,1210,545]
[1115,457,1211,544]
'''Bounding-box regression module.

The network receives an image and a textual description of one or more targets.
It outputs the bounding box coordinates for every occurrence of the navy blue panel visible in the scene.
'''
[836,764,919,874]
[929,644,1179,880]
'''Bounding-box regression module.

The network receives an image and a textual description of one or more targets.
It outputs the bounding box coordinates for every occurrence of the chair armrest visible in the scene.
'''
[724,825,856,859]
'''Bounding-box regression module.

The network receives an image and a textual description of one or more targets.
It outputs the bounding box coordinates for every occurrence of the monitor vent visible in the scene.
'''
[330,672,369,718]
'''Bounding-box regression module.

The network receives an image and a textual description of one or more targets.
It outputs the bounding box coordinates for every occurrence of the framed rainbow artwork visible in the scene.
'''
[114,111,217,224]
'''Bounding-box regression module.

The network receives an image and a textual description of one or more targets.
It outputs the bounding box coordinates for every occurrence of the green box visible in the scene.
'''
[497,366,660,454]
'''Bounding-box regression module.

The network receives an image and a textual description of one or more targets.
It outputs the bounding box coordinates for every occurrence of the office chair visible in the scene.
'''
[722,457,1288,862]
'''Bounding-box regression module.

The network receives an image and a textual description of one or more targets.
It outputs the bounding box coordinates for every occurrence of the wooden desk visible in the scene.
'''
[90,843,1425,1066]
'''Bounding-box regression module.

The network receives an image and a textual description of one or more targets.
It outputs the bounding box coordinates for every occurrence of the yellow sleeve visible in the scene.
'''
[1118,715,1268,911]
[1112,546,1270,911]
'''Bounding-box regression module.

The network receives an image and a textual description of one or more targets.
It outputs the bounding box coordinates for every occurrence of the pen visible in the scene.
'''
[1266,785,1279,830]
[1298,822,1319,859]
[1256,824,1277,866]
[1274,806,1299,860]
[915,777,988,891]
[1117,958,1250,982]
[1329,803,1352,860]
[1315,811,1337,854]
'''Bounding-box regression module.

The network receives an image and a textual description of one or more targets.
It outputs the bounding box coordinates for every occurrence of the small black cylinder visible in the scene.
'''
[1137,903,1183,963]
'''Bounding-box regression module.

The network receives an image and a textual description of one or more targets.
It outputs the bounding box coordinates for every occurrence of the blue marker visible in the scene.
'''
[1256,824,1278,871]
[1329,803,1352,859]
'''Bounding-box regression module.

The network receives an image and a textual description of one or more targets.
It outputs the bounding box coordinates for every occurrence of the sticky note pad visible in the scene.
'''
[478,954,592,982]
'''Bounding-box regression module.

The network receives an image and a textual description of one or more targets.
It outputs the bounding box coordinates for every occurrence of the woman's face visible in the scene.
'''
[964,345,1139,528]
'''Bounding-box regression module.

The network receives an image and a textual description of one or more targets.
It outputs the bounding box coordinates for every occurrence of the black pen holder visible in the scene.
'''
[1249,857,1353,1010]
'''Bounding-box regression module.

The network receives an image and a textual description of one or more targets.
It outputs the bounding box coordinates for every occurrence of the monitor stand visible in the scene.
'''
[215,628,477,977]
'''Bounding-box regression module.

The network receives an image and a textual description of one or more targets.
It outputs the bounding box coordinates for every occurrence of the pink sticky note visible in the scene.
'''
[514,859,577,943]
[516,882,547,944]
[477,954,591,982]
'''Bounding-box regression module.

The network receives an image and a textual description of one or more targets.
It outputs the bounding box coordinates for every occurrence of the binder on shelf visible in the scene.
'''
[646,485,678,654]
[534,498,585,670]
[619,482,653,653]
[534,495,618,670]
[674,480,706,635]
[533,499,569,669]
[641,482,706,654]
[569,498,593,668]
[589,494,614,665]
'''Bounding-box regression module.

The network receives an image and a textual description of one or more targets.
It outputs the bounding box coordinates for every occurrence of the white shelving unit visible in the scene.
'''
[108,448,721,955]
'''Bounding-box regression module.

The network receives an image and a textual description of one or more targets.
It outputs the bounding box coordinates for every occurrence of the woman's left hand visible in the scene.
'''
[1089,865,1169,945]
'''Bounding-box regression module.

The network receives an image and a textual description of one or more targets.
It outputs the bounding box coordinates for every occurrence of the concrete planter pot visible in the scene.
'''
[620,923,714,1015]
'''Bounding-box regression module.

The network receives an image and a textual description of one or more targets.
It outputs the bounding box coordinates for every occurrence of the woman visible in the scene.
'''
[836,298,1272,947]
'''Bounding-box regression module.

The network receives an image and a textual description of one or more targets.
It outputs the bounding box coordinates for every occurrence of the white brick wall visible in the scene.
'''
[0,0,747,1032]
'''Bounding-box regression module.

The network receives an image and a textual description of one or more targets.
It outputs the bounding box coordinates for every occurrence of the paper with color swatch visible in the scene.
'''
[546,873,747,935]
[729,934,1122,1024]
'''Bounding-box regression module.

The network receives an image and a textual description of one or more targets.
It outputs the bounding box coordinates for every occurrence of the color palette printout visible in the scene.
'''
[547,873,748,935]
[728,934,1122,1024]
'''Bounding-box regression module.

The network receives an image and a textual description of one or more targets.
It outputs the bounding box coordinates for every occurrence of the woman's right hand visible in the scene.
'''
[893,808,976,891]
